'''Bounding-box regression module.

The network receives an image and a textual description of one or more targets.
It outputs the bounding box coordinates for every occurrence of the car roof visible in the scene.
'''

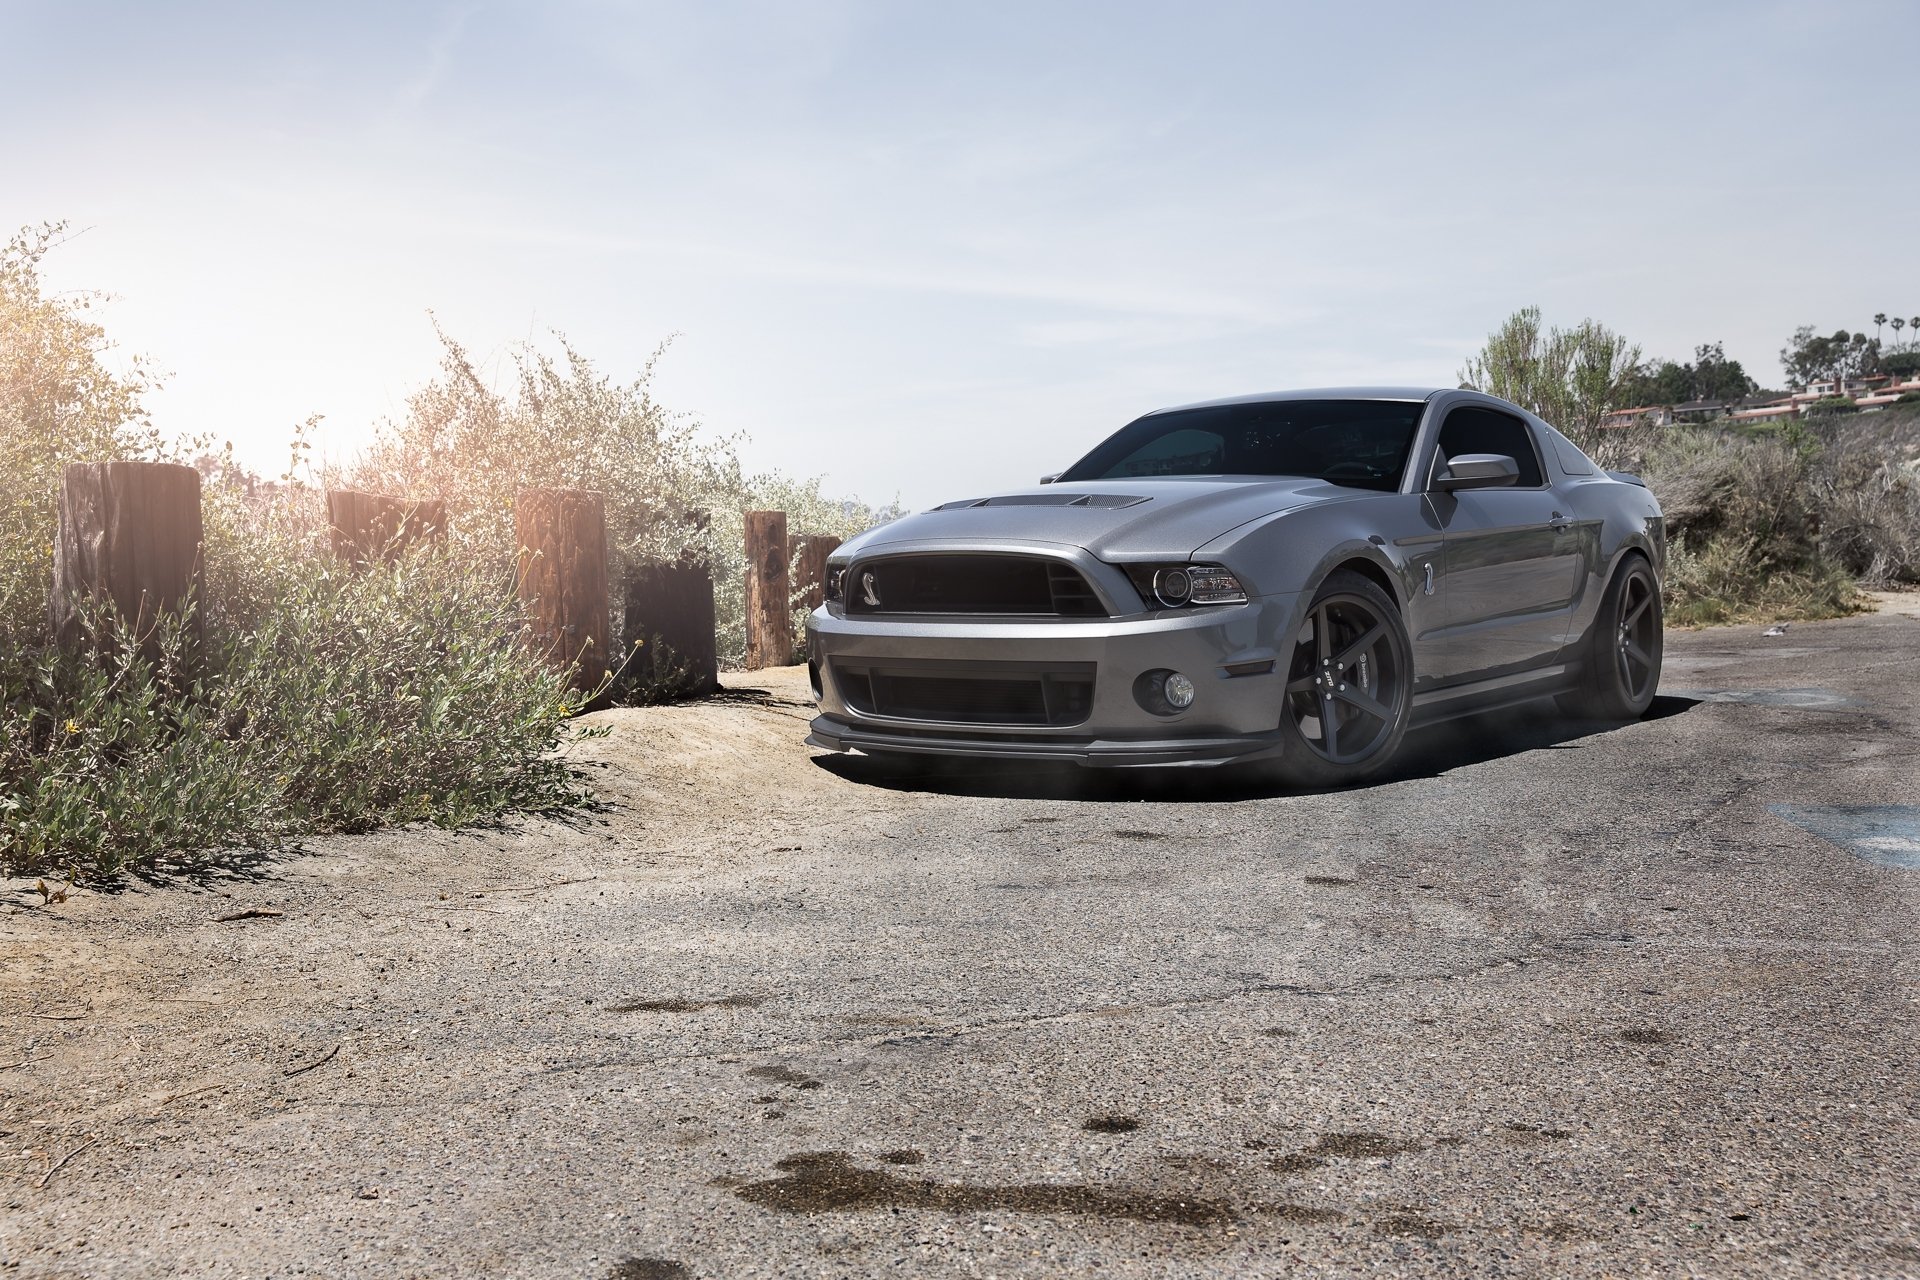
[1142,387,1448,416]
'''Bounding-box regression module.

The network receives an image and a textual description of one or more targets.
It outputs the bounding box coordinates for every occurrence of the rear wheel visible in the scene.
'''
[1269,570,1413,788]
[1558,555,1662,720]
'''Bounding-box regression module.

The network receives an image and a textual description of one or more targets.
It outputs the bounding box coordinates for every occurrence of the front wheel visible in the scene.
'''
[1267,570,1414,788]
[1558,555,1662,720]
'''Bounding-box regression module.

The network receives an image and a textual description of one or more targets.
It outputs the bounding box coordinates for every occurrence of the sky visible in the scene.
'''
[6,0,1918,509]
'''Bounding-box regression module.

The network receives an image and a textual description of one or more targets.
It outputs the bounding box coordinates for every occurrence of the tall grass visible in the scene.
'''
[0,549,591,881]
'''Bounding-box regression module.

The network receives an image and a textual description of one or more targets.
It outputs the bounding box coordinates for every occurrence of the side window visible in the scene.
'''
[1435,408,1544,487]
[1107,427,1224,477]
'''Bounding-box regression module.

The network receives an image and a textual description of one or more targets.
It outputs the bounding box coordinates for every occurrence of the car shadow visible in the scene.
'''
[809,695,1700,803]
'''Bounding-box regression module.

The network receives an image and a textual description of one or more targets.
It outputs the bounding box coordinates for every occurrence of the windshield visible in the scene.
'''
[1057,399,1427,492]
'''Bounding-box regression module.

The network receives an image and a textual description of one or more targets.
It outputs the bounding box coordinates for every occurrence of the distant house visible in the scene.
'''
[1672,399,1740,422]
[1805,374,1889,398]
[1728,403,1799,424]
[1599,405,1674,429]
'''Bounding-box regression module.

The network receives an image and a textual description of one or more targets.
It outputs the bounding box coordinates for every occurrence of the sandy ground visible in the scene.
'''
[1,610,1916,1278]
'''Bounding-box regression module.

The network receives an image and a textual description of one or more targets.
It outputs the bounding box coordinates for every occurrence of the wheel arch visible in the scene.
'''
[1325,555,1400,608]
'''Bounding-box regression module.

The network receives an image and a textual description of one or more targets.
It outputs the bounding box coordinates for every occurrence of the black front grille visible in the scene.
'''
[835,660,1096,726]
[844,555,1106,617]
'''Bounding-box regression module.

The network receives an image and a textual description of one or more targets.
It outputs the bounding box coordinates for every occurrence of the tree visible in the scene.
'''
[1779,326,1879,387]
[0,221,163,649]
[1688,342,1759,400]
[1875,313,1888,345]
[1614,341,1758,407]
[1893,317,1908,348]
[1458,307,1640,443]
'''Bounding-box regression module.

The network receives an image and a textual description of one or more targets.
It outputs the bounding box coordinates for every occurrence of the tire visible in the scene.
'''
[1558,555,1662,721]
[1268,569,1414,788]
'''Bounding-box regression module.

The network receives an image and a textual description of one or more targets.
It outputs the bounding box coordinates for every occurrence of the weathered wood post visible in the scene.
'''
[622,560,719,699]
[743,510,792,669]
[792,534,842,614]
[325,490,445,566]
[515,488,610,695]
[51,461,202,653]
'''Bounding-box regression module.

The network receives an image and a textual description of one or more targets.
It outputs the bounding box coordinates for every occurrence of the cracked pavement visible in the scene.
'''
[1,610,1916,1278]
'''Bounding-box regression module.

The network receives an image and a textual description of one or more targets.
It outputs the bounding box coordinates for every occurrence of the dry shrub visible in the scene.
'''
[336,327,898,681]
[1810,410,1920,585]
[1641,428,1865,625]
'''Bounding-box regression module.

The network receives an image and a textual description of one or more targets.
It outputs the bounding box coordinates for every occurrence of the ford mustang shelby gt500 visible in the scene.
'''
[804,387,1664,785]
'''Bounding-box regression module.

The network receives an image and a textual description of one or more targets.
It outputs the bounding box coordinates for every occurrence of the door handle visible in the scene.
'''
[1549,514,1573,532]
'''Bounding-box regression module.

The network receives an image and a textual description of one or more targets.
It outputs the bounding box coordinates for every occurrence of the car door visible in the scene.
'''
[1426,406,1583,683]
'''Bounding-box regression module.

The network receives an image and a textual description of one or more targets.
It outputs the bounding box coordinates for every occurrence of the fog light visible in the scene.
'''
[1162,671,1196,709]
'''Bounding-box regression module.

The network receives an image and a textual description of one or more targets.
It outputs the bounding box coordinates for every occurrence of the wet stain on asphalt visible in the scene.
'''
[728,1151,1234,1225]
[1261,1027,1298,1038]
[1111,829,1170,841]
[879,1149,925,1165]
[609,995,763,1013]
[609,1259,690,1280]
[1619,1026,1671,1045]
[1268,1132,1423,1176]
[1304,875,1356,886]
[1672,687,1856,709]
[1768,804,1920,870]
[1082,1114,1142,1134]
[747,1065,824,1089]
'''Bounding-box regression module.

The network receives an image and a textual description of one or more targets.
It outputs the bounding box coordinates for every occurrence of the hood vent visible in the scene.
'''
[930,493,1151,511]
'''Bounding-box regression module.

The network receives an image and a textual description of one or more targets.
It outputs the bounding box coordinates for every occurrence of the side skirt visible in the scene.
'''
[1409,664,1571,728]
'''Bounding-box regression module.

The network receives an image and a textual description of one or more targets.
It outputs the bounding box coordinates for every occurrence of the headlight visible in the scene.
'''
[824,565,846,603]
[1123,563,1248,608]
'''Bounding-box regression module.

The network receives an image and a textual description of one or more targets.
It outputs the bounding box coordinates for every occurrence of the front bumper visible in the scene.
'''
[804,592,1306,768]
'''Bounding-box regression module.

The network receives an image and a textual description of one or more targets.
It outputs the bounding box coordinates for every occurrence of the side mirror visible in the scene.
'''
[1038,473,1060,485]
[1433,453,1520,491]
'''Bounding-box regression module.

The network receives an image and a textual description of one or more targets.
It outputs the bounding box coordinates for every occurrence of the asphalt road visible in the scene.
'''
[2,611,1916,1278]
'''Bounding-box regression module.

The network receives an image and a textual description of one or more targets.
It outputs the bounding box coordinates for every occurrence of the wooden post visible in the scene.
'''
[515,488,610,695]
[51,461,202,653]
[743,510,792,669]
[325,490,444,566]
[792,534,842,614]
[622,561,718,699]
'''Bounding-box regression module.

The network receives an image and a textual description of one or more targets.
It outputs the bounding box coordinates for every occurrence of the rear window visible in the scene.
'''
[1059,399,1426,492]
[1545,426,1596,476]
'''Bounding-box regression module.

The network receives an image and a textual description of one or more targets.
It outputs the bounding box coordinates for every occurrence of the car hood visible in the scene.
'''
[843,476,1363,561]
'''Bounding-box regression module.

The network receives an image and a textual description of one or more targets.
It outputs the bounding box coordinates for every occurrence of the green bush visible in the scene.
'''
[0,553,590,880]
[1805,396,1857,417]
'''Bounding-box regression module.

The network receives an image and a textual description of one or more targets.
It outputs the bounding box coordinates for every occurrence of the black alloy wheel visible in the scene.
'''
[1560,555,1663,720]
[1274,569,1413,786]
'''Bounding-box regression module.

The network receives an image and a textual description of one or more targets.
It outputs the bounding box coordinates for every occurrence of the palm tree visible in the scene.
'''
[1913,316,1920,346]
[1895,317,1908,349]
[1875,313,1888,345]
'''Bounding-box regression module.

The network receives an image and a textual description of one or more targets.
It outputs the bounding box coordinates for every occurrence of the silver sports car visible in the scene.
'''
[805,387,1665,785]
